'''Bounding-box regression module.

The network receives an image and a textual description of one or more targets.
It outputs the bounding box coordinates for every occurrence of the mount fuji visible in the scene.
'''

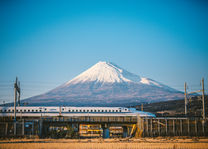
[23,61,184,106]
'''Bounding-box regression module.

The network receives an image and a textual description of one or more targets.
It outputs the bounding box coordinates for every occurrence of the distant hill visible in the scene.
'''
[22,61,184,106]
[134,95,208,117]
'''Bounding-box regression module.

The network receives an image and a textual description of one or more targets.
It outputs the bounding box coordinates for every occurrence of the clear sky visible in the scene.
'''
[0,0,208,104]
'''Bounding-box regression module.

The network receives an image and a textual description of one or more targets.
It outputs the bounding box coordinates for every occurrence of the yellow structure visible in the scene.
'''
[129,115,143,138]
[109,126,123,138]
[79,124,102,137]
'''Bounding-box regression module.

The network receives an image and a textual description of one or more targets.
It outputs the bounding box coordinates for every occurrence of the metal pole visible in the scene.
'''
[14,78,17,122]
[39,119,43,138]
[150,119,153,137]
[158,119,160,136]
[165,119,168,136]
[173,119,175,136]
[143,118,145,136]
[32,120,34,135]
[195,119,197,136]
[202,120,205,135]
[14,122,16,136]
[187,119,190,136]
[146,118,149,136]
[18,82,20,106]
[22,119,24,136]
[201,78,205,136]
[202,78,205,120]
[184,82,187,115]
[5,123,8,136]
[14,77,17,135]
[180,119,183,136]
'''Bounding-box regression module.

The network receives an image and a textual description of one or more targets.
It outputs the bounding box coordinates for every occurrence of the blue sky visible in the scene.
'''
[0,0,208,104]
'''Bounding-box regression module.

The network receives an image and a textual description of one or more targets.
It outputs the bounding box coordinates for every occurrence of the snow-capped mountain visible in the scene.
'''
[65,62,158,85]
[23,61,184,106]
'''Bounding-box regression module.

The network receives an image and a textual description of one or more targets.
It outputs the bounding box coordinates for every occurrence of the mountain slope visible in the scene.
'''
[23,61,184,106]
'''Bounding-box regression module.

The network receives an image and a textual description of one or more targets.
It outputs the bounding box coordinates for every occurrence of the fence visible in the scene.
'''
[142,118,207,137]
[0,117,207,138]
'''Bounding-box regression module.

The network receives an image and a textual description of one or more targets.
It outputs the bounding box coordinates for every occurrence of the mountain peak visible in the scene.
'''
[65,61,141,85]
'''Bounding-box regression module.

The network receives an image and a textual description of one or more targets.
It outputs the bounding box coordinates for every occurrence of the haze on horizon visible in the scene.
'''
[0,0,207,104]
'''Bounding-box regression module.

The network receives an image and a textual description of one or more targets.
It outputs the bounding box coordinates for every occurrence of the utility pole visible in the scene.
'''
[185,78,206,135]
[14,78,17,121]
[18,82,20,106]
[201,78,205,135]
[14,77,20,135]
[202,78,205,120]
[184,82,187,115]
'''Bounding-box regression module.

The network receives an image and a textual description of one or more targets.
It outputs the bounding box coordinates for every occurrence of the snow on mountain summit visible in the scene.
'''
[64,61,163,88]
[65,61,140,84]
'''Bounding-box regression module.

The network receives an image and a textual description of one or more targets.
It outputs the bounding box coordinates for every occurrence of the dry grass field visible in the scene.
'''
[0,138,208,149]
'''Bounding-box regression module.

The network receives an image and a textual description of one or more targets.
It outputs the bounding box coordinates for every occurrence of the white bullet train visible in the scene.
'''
[0,106,156,117]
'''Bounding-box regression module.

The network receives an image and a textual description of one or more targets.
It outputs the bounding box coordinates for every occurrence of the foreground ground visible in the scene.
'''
[0,137,208,149]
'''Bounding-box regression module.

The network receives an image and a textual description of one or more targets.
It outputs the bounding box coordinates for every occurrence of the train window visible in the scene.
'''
[45,108,47,110]
[68,110,71,112]
[32,110,34,112]
[116,110,118,112]
[76,110,78,112]
[36,110,38,112]
[72,110,74,112]
[83,110,85,112]
[24,109,26,112]
[28,110,30,112]
[119,110,121,112]
[12,110,14,112]
[8,109,10,112]
[16,110,19,112]
[87,110,89,112]
[40,110,42,112]
[102,110,104,112]
[62,108,64,111]
[20,110,22,112]
[94,110,96,112]
[91,110,93,112]
[98,110,100,112]
[109,110,111,112]
[105,110,107,112]
[112,110,114,112]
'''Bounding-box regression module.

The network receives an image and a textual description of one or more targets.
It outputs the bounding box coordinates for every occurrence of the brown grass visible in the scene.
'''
[0,138,208,149]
